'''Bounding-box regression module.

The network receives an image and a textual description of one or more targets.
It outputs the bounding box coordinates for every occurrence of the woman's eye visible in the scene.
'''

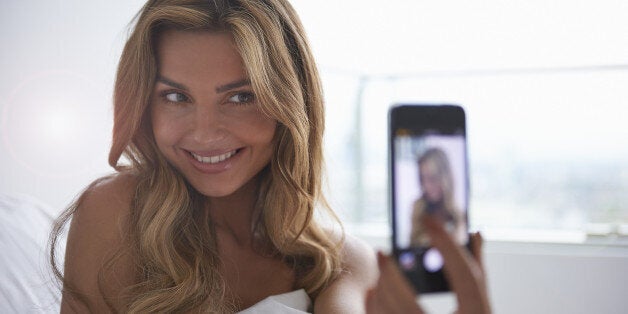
[228,92,255,104]
[164,92,188,103]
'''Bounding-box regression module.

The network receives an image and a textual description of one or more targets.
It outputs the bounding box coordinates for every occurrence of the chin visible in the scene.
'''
[192,184,239,198]
[188,176,256,199]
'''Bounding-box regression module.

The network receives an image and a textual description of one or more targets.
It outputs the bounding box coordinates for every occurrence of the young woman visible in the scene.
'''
[410,148,466,247]
[50,0,490,313]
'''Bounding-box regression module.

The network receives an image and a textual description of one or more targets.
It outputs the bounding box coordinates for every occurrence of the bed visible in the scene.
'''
[0,193,61,313]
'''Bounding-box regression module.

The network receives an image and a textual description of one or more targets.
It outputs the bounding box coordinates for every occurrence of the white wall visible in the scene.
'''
[0,0,146,212]
[484,242,628,314]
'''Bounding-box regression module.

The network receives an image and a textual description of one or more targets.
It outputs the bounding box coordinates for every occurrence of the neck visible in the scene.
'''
[206,176,261,246]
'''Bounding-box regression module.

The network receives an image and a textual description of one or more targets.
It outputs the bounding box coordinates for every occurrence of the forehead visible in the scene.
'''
[155,29,247,81]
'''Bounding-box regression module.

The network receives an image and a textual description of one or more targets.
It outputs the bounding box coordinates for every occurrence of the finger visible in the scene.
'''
[365,287,383,313]
[366,254,397,313]
[470,232,485,274]
[422,215,476,280]
[372,252,424,314]
[422,216,487,310]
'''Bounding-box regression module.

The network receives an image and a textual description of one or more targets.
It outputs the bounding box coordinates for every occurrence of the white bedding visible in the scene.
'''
[0,193,61,313]
[0,194,312,313]
[237,289,311,314]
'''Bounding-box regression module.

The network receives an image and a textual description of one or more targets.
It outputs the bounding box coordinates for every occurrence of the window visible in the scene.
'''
[294,0,628,243]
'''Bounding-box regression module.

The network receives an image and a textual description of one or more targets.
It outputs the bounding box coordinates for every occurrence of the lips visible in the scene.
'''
[189,149,238,164]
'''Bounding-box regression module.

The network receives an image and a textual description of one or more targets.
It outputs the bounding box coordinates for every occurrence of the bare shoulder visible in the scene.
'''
[313,230,378,313]
[70,171,137,243]
[81,170,138,215]
[339,233,378,281]
[61,171,139,312]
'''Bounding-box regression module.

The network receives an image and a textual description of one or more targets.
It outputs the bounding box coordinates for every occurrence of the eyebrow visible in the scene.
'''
[215,79,251,93]
[156,76,188,90]
[156,76,251,93]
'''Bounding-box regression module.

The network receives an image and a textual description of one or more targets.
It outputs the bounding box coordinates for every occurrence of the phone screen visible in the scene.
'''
[389,104,469,293]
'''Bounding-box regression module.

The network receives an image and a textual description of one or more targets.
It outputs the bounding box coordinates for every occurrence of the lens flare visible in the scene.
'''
[1,71,110,178]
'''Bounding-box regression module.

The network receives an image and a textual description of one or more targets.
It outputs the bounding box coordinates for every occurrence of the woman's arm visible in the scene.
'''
[313,234,379,313]
[60,173,137,313]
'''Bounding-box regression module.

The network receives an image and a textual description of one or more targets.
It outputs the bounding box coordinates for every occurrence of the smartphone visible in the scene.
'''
[388,104,470,294]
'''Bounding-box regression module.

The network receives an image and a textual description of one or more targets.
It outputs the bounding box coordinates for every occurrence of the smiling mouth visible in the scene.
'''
[189,149,239,164]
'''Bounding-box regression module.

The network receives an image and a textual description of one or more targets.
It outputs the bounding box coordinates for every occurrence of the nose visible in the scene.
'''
[190,104,227,145]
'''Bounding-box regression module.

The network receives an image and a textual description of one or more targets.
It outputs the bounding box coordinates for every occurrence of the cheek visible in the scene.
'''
[151,109,182,150]
[259,119,277,143]
[151,112,166,145]
[239,113,277,145]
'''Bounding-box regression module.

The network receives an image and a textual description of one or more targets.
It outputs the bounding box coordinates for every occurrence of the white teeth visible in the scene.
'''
[191,150,237,164]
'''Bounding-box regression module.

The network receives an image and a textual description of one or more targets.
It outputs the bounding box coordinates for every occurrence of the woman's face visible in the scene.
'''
[151,30,276,198]
[419,160,443,202]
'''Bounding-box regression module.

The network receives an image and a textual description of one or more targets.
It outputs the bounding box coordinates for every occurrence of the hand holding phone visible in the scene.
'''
[366,219,491,314]
[389,104,469,293]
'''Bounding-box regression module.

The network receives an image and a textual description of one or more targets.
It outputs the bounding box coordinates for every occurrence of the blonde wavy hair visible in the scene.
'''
[50,0,342,312]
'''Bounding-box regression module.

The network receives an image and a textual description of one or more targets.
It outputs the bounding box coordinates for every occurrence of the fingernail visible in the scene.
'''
[376,251,386,268]
[476,231,483,244]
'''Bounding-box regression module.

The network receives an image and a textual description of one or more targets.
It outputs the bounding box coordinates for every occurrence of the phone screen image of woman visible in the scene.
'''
[392,130,468,292]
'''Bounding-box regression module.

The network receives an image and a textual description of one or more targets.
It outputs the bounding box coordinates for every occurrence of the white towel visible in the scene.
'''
[237,289,311,314]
